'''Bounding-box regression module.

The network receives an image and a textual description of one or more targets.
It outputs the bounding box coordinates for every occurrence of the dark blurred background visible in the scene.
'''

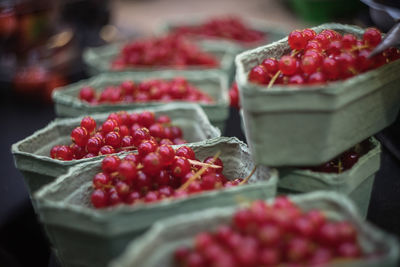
[1,0,400,266]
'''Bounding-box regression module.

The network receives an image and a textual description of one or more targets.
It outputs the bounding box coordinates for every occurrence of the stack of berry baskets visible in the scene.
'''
[110,192,399,267]
[12,103,220,196]
[52,70,230,131]
[83,33,236,78]
[33,137,278,267]
[235,23,400,216]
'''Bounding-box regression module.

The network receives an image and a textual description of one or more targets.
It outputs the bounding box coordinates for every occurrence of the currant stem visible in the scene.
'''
[239,166,257,185]
[188,159,222,169]
[178,151,221,191]
[267,70,281,89]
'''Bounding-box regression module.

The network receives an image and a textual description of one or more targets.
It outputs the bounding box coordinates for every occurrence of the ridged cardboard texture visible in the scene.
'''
[34,137,278,267]
[12,103,220,195]
[111,191,399,267]
[278,137,381,218]
[52,70,229,130]
[235,23,400,166]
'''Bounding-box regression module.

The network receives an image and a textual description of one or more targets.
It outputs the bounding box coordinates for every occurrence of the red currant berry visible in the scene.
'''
[101,155,121,173]
[261,58,279,75]
[132,128,151,147]
[302,28,317,41]
[138,140,158,157]
[99,145,115,155]
[91,189,108,208]
[301,56,319,74]
[80,117,96,133]
[322,57,340,80]
[79,86,96,102]
[342,34,357,49]
[118,160,137,182]
[248,65,268,84]
[176,146,195,160]
[288,30,307,50]
[138,111,155,127]
[93,172,111,189]
[70,143,86,159]
[71,127,89,147]
[172,157,191,178]
[102,119,119,134]
[56,145,73,160]
[157,145,175,166]
[50,145,61,159]
[308,72,326,84]
[363,28,381,47]
[86,137,103,154]
[105,131,122,148]
[142,152,163,176]
[279,55,298,76]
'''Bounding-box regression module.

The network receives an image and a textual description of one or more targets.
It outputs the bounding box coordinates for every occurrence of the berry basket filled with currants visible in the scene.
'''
[278,137,381,217]
[110,192,400,267]
[33,137,278,267]
[158,15,288,53]
[52,70,230,131]
[12,103,220,195]
[235,23,400,166]
[83,33,236,76]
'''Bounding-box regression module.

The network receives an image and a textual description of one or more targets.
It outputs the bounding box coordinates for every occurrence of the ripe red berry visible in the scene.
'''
[86,137,103,154]
[93,172,111,189]
[79,86,96,102]
[138,111,155,127]
[91,189,108,208]
[157,145,175,166]
[142,152,163,176]
[176,146,195,160]
[99,145,115,155]
[248,65,268,84]
[105,131,122,148]
[138,140,158,157]
[301,56,319,74]
[118,160,137,182]
[56,145,73,160]
[288,30,307,50]
[132,128,151,147]
[71,127,89,147]
[363,28,381,47]
[279,56,298,76]
[70,143,86,159]
[342,34,357,49]
[102,119,119,134]
[261,58,279,74]
[101,155,121,173]
[80,117,96,133]
[308,72,326,84]
[172,157,191,178]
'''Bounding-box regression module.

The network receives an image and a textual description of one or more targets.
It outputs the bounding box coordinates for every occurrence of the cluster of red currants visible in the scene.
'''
[228,83,240,109]
[248,27,400,87]
[304,140,371,173]
[79,77,213,105]
[50,111,186,161]
[111,34,219,70]
[174,197,362,267]
[91,145,244,208]
[172,16,265,44]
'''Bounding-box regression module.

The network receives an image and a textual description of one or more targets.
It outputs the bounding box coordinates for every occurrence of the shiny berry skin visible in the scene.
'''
[99,145,115,155]
[301,56,319,74]
[91,189,108,208]
[142,152,163,176]
[326,40,342,56]
[308,72,326,84]
[279,56,298,76]
[172,157,191,178]
[101,155,121,173]
[105,131,122,148]
[70,144,86,159]
[93,172,110,189]
[322,57,340,80]
[187,181,202,194]
[262,58,279,74]
[50,145,61,159]
[132,128,151,147]
[115,181,130,198]
[120,80,136,94]
[118,160,137,182]
[157,145,175,166]
[149,123,165,138]
[248,65,268,84]
[203,156,223,173]
[79,86,96,102]
[157,115,171,124]
[314,33,330,49]
[342,34,357,49]
[56,145,73,160]
[80,117,97,133]
[288,30,307,50]
[119,125,130,137]
[125,191,141,204]
[170,126,183,139]
[337,242,361,258]
[176,146,195,160]
[136,171,153,192]
[302,28,317,41]
[138,111,155,127]
[138,140,158,157]
[121,135,134,148]
[363,28,381,47]
[201,174,218,190]
[288,74,305,85]
[71,127,89,147]
[102,119,119,134]
[86,137,103,154]
[356,49,373,72]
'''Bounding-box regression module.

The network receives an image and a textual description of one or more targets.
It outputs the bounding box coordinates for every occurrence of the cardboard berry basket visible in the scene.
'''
[11,103,220,196]
[83,41,235,78]
[33,137,278,267]
[52,70,230,131]
[110,191,399,267]
[235,23,400,166]
[278,137,381,218]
